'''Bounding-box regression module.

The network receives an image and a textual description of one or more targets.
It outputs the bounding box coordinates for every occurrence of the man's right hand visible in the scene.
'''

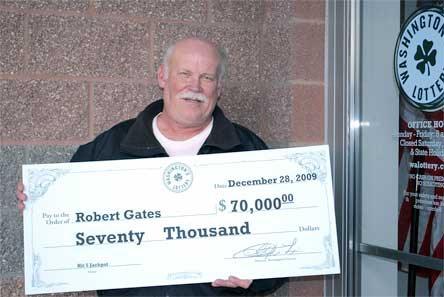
[16,180,27,213]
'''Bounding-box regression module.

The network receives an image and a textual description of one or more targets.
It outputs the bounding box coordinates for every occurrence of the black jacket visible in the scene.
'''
[71,100,268,162]
[71,100,286,296]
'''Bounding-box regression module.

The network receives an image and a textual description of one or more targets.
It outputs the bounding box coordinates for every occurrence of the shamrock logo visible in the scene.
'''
[414,39,436,76]
[174,173,183,182]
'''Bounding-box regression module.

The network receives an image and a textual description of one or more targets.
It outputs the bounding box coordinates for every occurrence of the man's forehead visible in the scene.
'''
[171,39,220,62]
[169,53,219,75]
[174,38,218,52]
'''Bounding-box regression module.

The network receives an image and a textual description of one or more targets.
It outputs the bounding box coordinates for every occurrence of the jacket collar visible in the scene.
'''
[120,99,242,157]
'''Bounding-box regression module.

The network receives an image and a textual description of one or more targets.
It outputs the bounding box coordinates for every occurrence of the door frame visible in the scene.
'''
[325,1,444,296]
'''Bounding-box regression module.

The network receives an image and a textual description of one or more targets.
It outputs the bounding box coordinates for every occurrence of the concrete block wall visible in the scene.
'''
[0,1,326,296]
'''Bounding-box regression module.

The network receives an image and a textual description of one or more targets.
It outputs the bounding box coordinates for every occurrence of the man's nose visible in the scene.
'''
[188,75,202,91]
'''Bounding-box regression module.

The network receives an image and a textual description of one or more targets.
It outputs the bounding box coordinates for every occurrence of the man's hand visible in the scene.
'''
[211,276,252,289]
[16,180,27,213]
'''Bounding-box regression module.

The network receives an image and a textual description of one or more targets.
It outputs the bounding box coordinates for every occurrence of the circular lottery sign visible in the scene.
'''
[394,7,444,111]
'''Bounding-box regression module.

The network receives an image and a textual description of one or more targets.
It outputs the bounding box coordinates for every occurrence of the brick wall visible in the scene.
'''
[0,1,326,296]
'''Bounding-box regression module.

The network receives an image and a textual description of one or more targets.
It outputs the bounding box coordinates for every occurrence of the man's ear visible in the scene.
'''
[157,65,167,88]
[217,83,223,99]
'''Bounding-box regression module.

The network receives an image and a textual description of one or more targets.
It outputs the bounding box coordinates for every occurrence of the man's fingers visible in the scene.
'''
[16,180,27,201]
[16,190,27,201]
[16,180,27,213]
[211,279,236,288]
[211,276,252,289]
[18,201,25,212]
[211,279,227,287]
[17,180,24,192]
[228,276,252,289]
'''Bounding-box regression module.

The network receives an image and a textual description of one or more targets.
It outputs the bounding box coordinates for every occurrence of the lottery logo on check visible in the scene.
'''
[163,162,193,193]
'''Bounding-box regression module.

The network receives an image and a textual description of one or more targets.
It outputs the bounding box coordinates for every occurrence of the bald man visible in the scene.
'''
[17,37,286,296]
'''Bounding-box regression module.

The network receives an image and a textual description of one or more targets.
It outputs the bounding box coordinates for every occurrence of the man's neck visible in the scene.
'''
[156,113,210,141]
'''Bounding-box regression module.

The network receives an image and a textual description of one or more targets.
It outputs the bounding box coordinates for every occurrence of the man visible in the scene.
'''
[17,37,285,296]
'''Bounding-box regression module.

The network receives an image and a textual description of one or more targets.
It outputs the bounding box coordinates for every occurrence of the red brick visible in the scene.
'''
[266,0,325,23]
[293,22,325,82]
[0,0,90,11]
[292,84,324,144]
[95,0,206,22]
[28,16,150,78]
[0,80,89,141]
[294,0,325,20]
[210,0,266,25]
[0,276,97,297]
[0,12,25,74]
[93,83,161,135]
[261,22,325,83]
[219,82,292,143]
[261,24,292,83]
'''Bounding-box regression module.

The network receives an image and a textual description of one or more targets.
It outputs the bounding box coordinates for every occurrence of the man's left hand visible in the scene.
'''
[211,276,252,289]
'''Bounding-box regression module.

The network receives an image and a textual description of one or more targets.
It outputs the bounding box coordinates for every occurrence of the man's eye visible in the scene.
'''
[203,75,215,81]
[179,72,191,77]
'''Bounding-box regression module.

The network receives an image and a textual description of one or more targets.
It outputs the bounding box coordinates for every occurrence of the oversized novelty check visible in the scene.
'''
[23,145,340,295]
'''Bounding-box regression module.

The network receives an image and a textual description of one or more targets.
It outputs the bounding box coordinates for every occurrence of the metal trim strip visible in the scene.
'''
[359,243,444,271]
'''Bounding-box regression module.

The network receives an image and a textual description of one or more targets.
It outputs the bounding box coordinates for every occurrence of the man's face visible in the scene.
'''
[157,39,222,129]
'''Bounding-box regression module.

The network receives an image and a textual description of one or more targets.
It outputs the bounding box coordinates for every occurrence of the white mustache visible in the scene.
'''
[178,91,208,102]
